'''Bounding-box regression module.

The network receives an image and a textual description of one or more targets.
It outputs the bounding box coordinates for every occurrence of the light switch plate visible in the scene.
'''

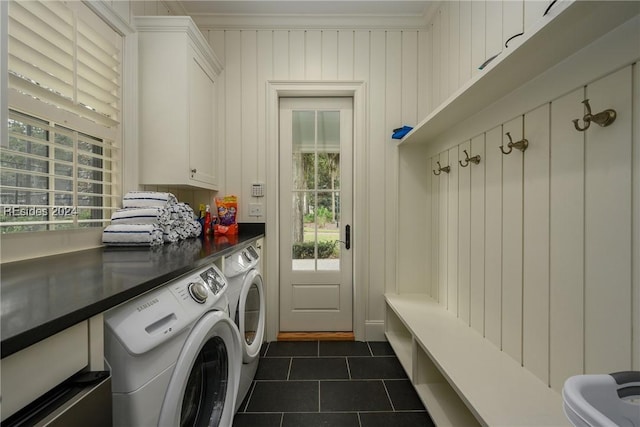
[249,203,264,217]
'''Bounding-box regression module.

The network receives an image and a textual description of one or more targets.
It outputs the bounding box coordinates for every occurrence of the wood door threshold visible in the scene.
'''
[277,332,355,341]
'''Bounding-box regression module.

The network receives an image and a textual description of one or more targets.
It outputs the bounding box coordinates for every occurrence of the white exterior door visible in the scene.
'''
[279,97,353,332]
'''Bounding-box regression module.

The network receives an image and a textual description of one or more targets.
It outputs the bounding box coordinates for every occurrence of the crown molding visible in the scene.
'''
[191,13,429,30]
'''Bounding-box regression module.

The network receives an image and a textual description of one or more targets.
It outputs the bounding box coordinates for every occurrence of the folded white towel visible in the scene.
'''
[111,207,171,226]
[122,191,177,208]
[102,224,164,246]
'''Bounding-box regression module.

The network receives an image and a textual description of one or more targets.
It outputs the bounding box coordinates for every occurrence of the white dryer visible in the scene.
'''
[104,263,242,427]
[224,243,265,411]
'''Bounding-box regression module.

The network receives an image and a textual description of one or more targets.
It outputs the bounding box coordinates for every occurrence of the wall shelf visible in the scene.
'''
[399,0,640,146]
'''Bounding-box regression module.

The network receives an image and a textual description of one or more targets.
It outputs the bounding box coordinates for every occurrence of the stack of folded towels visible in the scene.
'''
[102,191,202,246]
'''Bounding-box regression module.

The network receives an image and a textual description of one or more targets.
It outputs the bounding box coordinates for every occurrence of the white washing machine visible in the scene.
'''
[104,263,242,427]
[224,243,265,411]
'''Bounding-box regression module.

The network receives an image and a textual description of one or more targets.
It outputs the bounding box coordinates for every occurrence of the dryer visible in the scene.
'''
[224,243,265,411]
[104,263,241,427]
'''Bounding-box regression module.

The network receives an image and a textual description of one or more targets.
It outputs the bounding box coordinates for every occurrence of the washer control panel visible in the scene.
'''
[200,266,225,295]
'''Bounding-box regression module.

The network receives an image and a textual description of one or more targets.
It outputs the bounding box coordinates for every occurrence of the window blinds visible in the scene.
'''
[2,0,122,232]
[7,0,121,127]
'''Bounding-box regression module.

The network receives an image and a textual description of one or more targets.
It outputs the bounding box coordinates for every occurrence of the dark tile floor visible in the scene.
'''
[232,341,435,427]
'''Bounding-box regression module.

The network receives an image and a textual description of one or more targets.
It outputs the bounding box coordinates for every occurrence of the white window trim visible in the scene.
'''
[1,1,137,263]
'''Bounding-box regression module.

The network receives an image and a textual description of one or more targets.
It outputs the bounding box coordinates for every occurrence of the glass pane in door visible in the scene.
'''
[290,109,341,272]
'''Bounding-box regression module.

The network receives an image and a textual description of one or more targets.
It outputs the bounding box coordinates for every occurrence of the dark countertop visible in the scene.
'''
[0,223,265,358]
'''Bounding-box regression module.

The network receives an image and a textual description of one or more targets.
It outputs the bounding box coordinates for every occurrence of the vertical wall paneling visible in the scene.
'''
[337,31,354,80]
[241,31,258,220]
[524,0,547,33]
[469,134,486,334]
[368,30,387,320]
[448,1,460,96]
[353,31,369,82]
[402,31,419,126]
[273,31,289,79]
[431,156,441,300]
[584,66,633,374]
[256,31,273,185]
[549,88,584,391]
[459,1,472,86]
[418,30,430,119]
[425,153,433,297]
[485,1,502,61]
[458,141,471,322]
[289,30,305,79]
[305,30,322,80]
[522,103,550,384]
[385,31,402,295]
[224,31,243,200]
[447,145,460,315]
[503,0,524,49]
[431,12,441,107]
[439,150,450,307]
[484,125,503,346]
[471,0,486,77]
[209,31,226,192]
[321,30,338,80]
[501,116,524,363]
[439,3,450,101]
[633,63,640,371]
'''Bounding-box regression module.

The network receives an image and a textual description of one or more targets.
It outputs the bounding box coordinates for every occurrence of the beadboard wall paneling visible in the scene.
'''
[414,64,637,391]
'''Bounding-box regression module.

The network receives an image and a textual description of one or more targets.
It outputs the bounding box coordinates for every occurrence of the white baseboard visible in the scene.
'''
[365,320,386,342]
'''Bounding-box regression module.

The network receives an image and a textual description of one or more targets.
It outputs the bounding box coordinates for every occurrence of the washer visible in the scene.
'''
[104,263,242,427]
[224,243,266,411]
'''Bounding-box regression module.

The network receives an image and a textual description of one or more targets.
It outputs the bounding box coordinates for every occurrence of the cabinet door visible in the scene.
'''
[189,54,217,187]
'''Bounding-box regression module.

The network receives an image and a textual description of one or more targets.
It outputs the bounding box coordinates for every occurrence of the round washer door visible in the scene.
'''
[158,311,241,427]
[237,269,265,364]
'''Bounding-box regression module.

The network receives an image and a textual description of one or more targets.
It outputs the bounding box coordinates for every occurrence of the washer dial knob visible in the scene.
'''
[188,282,208,303]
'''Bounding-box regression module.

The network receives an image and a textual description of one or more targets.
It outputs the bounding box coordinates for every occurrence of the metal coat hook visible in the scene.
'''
[432,161,451,176]
[459,149,481,167]
[500,132,529,155]
[572,99,617,132]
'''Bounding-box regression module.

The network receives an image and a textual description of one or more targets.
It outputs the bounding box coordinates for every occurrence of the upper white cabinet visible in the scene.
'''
[135,16,223,190]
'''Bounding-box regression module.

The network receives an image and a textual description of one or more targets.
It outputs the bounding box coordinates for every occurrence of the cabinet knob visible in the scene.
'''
[191,168,197,174]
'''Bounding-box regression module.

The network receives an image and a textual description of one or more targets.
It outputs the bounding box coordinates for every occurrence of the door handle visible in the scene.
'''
[345,224,351,250]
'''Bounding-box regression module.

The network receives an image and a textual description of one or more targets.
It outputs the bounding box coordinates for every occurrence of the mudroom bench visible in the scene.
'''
[384,293,570,426]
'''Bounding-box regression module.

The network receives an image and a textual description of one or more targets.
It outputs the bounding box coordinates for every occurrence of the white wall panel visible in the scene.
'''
[273,31,289,79]
[422,29,433,116]
[584,66,632,374]
[549,87,584,392]
[469,134,485,334]
[305,30,322,80]
[484,125,502,347]
[321,30,338,80]
[459,1,472,86]
[224,31,243,200]
[431,12,441,107]
[501,116,524,363]
[448,1,460,96]
[241,31,258,218]
[439,4,450,101]
[256,31,273,184]
[418,30,430,119]
[431,156,441,300]
[447,145,459,316]
[471,0,486,77]
[522,103,550,385]
[289,30,305,79]
[457,141,470,322]
[402,31,418,126]
[633,63,640,371]
[385,31,402,295]
[337,30,354,80]
[503,0,524,49]
[485,1,502,61]
[439,150,450,307]
[524,0,547,32]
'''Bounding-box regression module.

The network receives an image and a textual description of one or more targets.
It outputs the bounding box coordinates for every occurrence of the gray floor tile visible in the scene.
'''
[282,412,360,427]
[320,380,392,412]
[384,379,426,411]
[368,341,396,356]
[319,341,372,356]
[348,356,407,379]
[255,357,291,380]
[265,341,318,357]
[289,357,349,380]
[359,411,435,427]
[246,381,319,413]
[232,413,283,427]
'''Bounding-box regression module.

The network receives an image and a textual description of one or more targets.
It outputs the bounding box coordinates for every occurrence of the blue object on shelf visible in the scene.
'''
[392,126,413,139]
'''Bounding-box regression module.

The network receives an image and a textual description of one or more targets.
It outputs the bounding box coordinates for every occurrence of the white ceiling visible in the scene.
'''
[173,1,438,29]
